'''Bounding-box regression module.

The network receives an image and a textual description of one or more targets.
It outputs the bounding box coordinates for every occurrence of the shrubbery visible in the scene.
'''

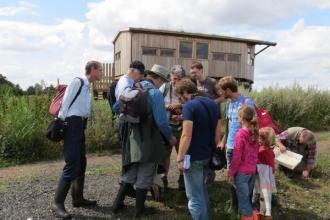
[249,84,330,131]
[0,84,329,166]
[0,87,119,167]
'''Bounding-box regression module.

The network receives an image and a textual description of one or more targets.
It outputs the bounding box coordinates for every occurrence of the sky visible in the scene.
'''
[0,0,330,90]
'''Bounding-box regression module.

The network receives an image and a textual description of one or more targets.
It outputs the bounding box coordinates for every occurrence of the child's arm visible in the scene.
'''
[228,133,244,177]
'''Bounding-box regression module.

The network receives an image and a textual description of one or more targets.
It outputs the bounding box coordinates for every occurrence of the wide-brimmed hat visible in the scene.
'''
[145,64,170,82]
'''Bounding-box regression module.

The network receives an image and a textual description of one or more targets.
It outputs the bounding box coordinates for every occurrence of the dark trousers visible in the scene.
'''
[62,116,87,182]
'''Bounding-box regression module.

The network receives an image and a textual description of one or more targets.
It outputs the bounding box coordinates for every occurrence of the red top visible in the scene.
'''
[258,145,275,173]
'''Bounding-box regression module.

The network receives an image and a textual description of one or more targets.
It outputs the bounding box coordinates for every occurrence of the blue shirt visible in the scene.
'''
[140,80,172,141]
[58,76,90,120]
[226,95,255,149]
[113,74,134,113]
[182,96,220,161]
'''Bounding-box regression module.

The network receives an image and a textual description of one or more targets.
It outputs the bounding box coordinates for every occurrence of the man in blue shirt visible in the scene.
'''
[111,64,176,218]
[218,76,256,213]
[175,78,222,220]
[53,61,103,219]
[115,61,146,150]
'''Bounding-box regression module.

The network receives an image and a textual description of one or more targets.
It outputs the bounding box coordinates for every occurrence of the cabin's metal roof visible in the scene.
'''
[113,27,276,46]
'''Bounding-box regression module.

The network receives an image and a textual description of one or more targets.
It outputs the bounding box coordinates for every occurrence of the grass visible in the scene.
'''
[85,164,122,176]
[0,180,8,193]
[144,132,330,220]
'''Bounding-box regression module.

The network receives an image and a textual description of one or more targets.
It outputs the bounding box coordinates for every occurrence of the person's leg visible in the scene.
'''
[184,160,210,220]
[135,162,157,218]
[235,173,254,218]
[53,116,84,218]
[225,148,238,213]
[71,124,97,207]
[160,145,173,189]
[112,164,138,213]
[202,161,212,220]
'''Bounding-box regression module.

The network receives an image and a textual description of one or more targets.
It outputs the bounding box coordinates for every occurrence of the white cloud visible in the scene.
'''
[0,1,38,17]
[254,19,330,90]
[1,0,330,90]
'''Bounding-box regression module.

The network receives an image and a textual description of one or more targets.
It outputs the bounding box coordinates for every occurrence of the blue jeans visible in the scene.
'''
[226,148,233,170]
[234,173,256,216]
[184,159,211,220]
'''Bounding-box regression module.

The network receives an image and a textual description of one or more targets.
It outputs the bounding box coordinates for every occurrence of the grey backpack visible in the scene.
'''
[119,82,153,123]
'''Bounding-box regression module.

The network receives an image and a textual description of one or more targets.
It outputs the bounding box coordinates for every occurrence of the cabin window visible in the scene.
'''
[160,49,175,57]
[115,52,120,61]
[196,42,209,59]
[227,54,240,62]
[142,47,157,56]
[179,41,192,58]
[212,52,225,61]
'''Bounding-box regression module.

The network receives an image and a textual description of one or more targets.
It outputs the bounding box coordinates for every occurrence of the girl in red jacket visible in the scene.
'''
[253,127,277,220]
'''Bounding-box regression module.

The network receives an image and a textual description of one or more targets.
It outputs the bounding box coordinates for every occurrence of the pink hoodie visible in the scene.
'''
[228,128,259,177]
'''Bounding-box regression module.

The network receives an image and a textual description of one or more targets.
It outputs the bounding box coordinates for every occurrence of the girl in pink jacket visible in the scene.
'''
[228,105,259,220]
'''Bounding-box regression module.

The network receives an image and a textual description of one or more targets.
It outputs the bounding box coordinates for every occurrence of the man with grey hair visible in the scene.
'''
[159,65,186,190]
[53,61,103,219]
[276,127,317,178]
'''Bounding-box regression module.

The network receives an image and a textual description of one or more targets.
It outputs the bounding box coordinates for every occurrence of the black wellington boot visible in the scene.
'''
[71,176,97,207]
[111,182,130,214]
[52,178,72,219]
[135,188,148,218]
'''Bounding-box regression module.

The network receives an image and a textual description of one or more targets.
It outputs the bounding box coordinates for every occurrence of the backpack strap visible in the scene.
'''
[68,77,84,109]
[242,96,258,110]
[196,98,216,148]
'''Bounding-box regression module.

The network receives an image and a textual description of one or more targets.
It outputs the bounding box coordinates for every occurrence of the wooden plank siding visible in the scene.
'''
[92,63,113,93]
[127,32,255,82]
[114,32,131,77]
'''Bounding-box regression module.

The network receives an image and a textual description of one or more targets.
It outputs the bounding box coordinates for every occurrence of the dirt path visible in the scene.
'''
[0,141,329,220]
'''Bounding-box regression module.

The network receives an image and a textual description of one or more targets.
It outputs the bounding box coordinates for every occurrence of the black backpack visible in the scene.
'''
[119,82,153,124]
[107,79,119,112]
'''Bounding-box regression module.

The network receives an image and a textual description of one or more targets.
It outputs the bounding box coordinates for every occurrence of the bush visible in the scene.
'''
[248,84,330,131]
[1,84,329,166]
[0,87,120,167]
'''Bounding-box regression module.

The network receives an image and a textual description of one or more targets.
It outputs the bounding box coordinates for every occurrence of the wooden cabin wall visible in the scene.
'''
[114,32,131,77]
[128,32,254,82]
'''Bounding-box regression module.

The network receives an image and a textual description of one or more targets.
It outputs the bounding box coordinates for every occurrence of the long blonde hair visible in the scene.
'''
[238,105,259,142]
[259,127,276,148]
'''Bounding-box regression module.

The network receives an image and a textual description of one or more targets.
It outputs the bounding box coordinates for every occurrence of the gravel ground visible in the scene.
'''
[0,153,189,220]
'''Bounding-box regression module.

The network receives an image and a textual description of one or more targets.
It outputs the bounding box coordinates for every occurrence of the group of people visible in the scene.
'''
[52,60,318,220]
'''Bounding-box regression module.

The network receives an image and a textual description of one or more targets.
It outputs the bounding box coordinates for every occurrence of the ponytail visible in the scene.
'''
[238,105,259,143]
[250,116,259,142]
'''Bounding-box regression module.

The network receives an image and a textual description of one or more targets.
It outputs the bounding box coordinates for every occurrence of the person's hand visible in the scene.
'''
[177,160,184,172]
[217,141,225,150]
[302,170,309,178]
[169,136,177,146]
[279,145,287,153]
[227,175,234,185]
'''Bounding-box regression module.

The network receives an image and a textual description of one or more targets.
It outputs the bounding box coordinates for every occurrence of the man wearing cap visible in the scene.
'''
[159,65,186,190]
[111,64,177,218]
[115,60,146,145]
